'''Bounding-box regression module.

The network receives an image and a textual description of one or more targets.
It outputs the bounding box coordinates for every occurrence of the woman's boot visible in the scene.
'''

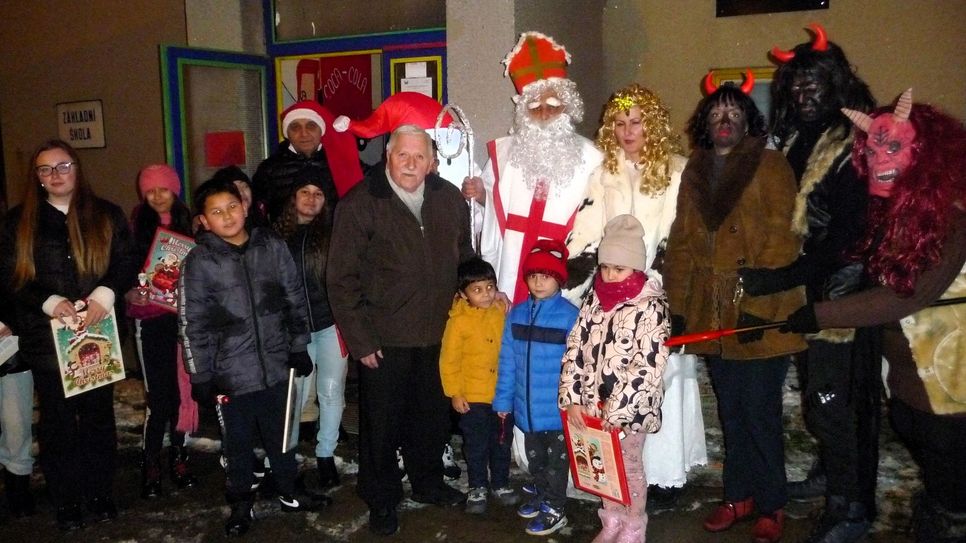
[317,456,340,489]
[141,453,163,498]
[616,513,646,543]
[4,470,35,517]
[169,446,198,489]
[591,508,623,543]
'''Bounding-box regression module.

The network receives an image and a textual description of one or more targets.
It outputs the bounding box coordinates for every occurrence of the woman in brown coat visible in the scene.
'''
[663,82,805,543]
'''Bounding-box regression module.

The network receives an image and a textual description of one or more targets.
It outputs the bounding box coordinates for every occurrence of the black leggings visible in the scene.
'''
[136,314,185,455]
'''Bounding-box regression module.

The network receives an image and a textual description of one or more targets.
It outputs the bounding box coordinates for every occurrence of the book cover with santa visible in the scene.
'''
[140,227,195,313]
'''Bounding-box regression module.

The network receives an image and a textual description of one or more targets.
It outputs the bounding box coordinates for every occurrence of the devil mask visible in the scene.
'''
[842,88,916,198]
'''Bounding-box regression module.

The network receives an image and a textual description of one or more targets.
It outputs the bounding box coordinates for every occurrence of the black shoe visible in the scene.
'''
[411,483,466,506]
[804,496,870,543]
[279,492,332,512]
[56,503,85,532]
[225,504,254,537]
[788,473,827,502]
[911,492,966,543]
[789,459,826,502]
[646,484,683,513]
[169,446,198,489]
[316,456,341,489]
[225,491,255,537]
[87,496,118,523]
[368,506,399,536]
[4,471,35,517]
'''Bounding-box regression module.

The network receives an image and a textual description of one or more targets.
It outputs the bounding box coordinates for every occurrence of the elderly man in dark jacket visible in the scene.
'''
[328,124,474,536]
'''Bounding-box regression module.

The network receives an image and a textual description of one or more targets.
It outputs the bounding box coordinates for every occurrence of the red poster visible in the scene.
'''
[318,54,372,121]
[204,131,246,167]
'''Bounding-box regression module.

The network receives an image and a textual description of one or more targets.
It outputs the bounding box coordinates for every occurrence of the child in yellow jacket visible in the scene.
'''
[439,257,517,515]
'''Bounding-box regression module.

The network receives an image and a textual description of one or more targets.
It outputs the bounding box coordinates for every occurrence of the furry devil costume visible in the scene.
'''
[785,89,966,541]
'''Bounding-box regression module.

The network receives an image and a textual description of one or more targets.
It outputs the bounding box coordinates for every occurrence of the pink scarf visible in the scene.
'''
[593,270,647,311]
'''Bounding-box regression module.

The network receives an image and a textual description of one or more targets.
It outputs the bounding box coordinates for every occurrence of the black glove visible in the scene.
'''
[670,314,686,337]
[565,252,597,290]
[288,351,314,377]
[739,265,801,296]
[191,381,216,406]
[736,311,768,344]
[780,304,820,334]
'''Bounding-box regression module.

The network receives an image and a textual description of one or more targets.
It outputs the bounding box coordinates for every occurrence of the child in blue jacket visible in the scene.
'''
[493,238,579,537]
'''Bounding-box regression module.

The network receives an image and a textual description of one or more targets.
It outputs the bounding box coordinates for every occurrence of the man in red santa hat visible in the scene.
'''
[252,100,363,221]
[463,31,602,303]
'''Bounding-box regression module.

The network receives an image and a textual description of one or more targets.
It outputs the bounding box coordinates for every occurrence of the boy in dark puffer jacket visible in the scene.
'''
[178,177,320,537]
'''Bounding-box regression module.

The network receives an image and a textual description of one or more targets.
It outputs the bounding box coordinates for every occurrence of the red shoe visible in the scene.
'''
[751,509,784,543]
[703,497,755,532]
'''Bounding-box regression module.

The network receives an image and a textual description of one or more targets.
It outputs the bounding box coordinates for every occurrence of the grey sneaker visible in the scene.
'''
[465,487,487,514]
[491,486,520,506]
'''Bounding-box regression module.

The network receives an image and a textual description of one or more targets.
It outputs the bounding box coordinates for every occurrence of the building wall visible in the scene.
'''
[445,0,517,164]
[1,1,963,213]
[603,0,966,148]
[515,0,606,138]
[0,1,187,212]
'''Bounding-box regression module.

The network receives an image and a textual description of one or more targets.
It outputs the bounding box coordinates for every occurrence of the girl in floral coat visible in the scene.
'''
[559,214,670,543]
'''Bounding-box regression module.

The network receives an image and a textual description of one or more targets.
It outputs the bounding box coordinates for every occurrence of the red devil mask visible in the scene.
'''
[842,89,916,198]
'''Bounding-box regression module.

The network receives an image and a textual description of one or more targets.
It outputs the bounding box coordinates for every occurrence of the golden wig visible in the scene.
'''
[595,84,680,196]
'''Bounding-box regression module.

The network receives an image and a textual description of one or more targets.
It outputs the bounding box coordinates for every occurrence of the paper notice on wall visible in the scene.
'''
[405,62,427,78]
[400,77,433,98]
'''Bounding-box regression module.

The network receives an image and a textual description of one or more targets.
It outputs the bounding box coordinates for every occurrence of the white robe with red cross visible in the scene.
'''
[480,135,602,303]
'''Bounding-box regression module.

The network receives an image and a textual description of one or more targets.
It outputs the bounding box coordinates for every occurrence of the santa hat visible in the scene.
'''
[280,100,363,197]
[503,31,571,94]
[138,164,181,197]
[281,100,328,137]
[332,92,453,139]
[522,238,569,286]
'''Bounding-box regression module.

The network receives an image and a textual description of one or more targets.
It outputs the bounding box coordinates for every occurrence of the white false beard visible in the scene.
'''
[508,114,584,198]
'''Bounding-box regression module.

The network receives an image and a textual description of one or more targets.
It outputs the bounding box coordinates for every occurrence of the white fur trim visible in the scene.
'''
[282,108,326,137]
[787,126,852,237]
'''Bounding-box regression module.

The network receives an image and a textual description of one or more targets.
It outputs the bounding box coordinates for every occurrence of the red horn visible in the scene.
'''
[740,69,755,95]
[703,71,717,96]
[770,45,795,64]
[809,22,828,51]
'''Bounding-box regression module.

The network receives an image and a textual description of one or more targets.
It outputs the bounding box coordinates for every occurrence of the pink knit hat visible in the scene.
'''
[138,164,182,197]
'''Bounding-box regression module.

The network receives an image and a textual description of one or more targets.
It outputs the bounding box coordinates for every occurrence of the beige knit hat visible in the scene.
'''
[597,214,647,271]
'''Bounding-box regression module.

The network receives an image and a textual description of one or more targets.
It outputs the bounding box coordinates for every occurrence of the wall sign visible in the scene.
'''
[57,100,105,149]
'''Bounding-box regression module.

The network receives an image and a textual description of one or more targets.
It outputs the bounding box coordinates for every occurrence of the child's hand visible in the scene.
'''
[495,291,511,313]
[125,287,149,306]
[497,412,509,420]
[566,405,587,431]
[451,395,470,414]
